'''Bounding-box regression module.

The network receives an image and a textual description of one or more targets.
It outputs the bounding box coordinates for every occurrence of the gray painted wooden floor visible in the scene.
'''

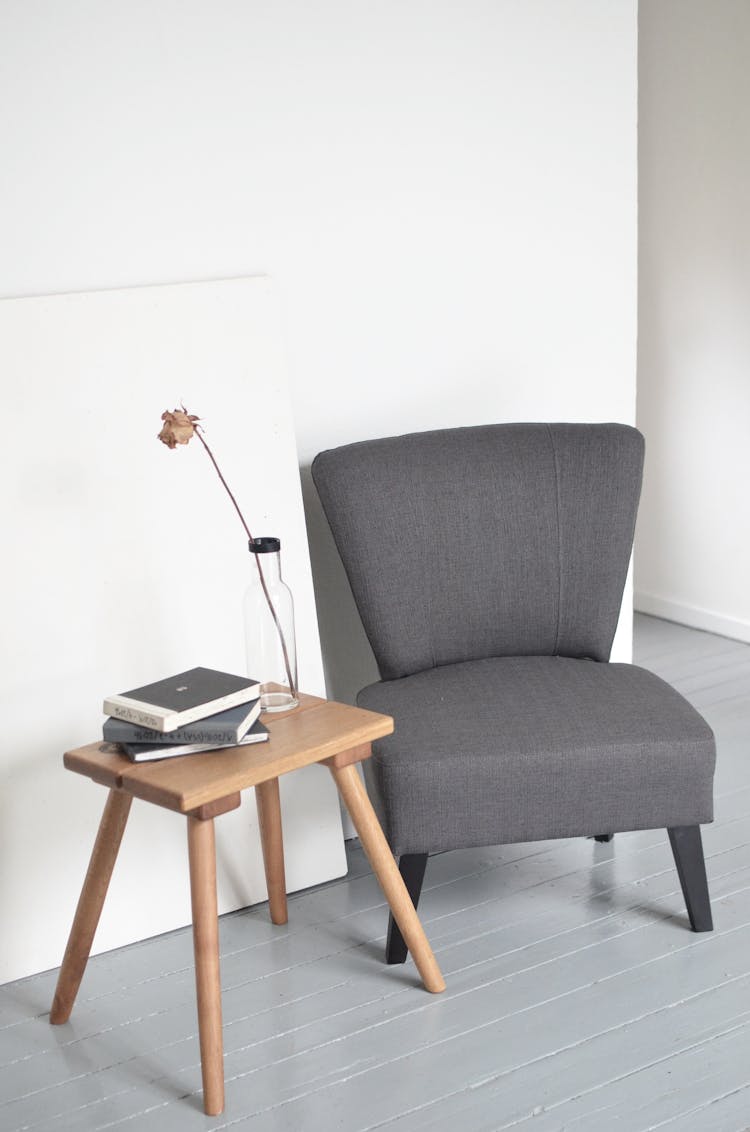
[2,615,749,1131]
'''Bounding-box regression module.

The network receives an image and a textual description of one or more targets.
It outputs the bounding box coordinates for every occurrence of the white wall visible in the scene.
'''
[0,1,638,979]
[637,0,750,642]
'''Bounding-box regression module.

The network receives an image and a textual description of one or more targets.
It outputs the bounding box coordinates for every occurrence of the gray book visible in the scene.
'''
[120,719,269,762]
[103,699,261,746]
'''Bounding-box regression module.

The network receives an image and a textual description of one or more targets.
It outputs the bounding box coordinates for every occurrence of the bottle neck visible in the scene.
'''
[252,550,281,583]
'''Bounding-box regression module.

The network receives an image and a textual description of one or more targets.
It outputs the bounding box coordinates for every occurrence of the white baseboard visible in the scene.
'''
[635,592,750,645]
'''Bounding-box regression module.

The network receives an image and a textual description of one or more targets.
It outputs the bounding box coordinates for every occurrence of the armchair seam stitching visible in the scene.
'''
[546,423,563,656]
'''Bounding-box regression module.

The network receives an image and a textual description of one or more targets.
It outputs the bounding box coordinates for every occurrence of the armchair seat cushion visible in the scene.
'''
[357,656,716,856]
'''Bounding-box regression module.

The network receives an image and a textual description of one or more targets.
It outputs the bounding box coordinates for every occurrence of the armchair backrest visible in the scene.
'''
[312,423,644,681]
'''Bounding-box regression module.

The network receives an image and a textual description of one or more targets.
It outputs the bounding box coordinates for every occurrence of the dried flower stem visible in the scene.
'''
[194,428,253,542]
[194,428,297,699]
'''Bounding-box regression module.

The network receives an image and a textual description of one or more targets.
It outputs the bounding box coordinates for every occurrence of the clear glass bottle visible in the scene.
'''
[244,537,299,712]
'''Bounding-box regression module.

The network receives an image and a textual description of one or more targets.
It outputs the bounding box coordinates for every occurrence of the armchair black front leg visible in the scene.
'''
[668,825,713,932]
[385,853,429,964]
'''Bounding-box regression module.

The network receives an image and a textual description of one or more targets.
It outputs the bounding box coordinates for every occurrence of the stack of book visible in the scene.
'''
[102,666,267,762]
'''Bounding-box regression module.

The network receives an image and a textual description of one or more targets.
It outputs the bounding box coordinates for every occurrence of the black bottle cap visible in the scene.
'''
[249,537,281,554]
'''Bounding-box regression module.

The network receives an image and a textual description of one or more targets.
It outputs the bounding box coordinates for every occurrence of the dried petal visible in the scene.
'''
[158,408,200,448]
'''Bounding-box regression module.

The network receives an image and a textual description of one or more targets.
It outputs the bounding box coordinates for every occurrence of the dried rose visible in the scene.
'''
[156,403,297,698]
[157,408,200,449]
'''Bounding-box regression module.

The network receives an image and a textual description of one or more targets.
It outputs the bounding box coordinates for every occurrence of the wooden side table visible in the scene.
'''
[49,693,445,1116]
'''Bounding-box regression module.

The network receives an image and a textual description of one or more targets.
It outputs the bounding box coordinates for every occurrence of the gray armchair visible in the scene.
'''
[312,423,715,964]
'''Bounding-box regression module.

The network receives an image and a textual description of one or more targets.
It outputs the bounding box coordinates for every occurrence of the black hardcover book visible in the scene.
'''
[103,666,260,732]
[103,699,261,746]
[120,720,269,762]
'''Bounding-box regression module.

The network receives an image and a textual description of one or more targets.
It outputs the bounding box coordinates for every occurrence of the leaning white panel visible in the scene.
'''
[0,276,346,983]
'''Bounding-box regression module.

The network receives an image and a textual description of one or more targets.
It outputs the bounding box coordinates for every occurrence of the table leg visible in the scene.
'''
[187,815,224,1117]
[50,789,132,1024]
[330,764,445,994]
[255,778,288,925]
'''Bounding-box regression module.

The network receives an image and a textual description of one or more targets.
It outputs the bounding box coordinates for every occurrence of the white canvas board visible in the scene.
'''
[0,276,346,983]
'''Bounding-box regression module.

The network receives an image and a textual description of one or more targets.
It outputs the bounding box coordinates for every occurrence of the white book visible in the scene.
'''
[103,666,260,732]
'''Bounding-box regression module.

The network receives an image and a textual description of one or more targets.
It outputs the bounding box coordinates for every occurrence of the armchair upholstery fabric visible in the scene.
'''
[312,422,716,928]
[313,423,645,679]
[357,656,714,855]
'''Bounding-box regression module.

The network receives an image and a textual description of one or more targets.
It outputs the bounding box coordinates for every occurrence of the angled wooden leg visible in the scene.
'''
[187,815,224,1117]
[255,778,288,925]
[330,764,445,994]
[50,789,132,1024]
[668,825,713,932]
[386,854,429,965]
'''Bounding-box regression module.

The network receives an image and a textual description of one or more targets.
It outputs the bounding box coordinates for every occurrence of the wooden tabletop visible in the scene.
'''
[64,692,394,814]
